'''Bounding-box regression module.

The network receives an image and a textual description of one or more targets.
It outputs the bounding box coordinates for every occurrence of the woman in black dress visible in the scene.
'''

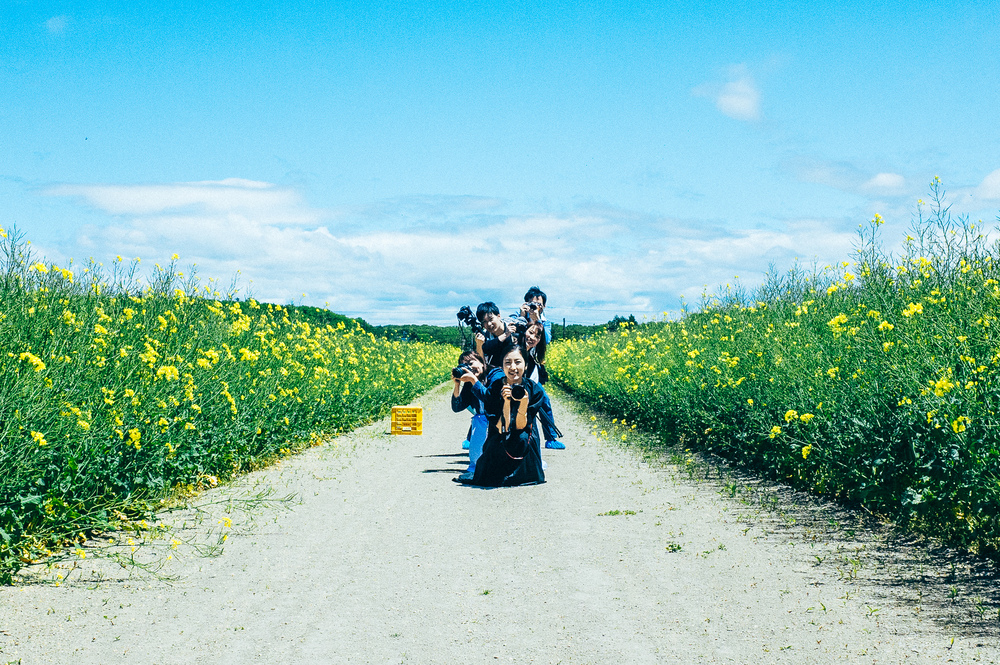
[460,344,546,487]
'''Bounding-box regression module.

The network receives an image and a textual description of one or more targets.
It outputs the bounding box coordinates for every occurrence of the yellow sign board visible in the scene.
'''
[390,406,423,435]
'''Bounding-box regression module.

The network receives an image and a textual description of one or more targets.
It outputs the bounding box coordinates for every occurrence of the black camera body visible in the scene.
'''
[506,315,529,336]
[457,305,484,335]
[452,364,472,379]
[509,383,526,400]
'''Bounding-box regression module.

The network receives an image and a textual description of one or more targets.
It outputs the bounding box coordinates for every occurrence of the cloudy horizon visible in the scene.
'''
[4,2,999,325]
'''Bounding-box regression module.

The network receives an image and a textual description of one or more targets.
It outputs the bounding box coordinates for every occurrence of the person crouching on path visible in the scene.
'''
[456,344,546,487]
[451,350,491,481]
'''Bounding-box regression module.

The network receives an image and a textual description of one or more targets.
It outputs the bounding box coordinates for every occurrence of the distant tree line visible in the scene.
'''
[280,304,629,345]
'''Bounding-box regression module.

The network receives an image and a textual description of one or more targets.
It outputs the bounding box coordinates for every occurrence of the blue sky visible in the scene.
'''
[4,1,1000,324]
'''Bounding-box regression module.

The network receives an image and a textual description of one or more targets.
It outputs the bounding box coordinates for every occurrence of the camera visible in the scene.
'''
[452,364,472,379]
[509,384,526,400]
[504,315,529,336]
[527,302,539,311]
[456,305,484,335]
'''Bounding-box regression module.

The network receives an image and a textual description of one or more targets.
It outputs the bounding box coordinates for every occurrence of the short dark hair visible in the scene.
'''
[523,286,546,305]
[458,349,484,365]
[476,301,499,322]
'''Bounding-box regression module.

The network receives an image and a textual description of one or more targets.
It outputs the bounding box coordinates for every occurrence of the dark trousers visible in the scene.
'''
[539,389,559,441]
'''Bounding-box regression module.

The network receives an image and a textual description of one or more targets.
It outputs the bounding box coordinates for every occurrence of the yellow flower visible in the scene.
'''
[827,367,839,378]
[878,320,894,332]
[29,262,49,274]
[930,376,955,397]
[769,425,781,439]
[784,410,799,422]
[156,365,180,381]
[901,302,923,317]
[75,548,86,559]
[31,431,47,446]
[19,351,46,372]
[799,413,814,424]
[801,444,813,459]
[747,398,753,405]
[239,347,259,362]
[951,416,971,433]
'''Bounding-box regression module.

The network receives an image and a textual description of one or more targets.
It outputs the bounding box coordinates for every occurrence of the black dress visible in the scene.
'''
[466,375,546,487]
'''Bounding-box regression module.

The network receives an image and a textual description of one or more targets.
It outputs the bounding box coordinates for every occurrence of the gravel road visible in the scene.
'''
[2,384,998,664]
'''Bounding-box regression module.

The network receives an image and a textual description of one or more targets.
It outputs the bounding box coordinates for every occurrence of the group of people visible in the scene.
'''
[450,286,563,487]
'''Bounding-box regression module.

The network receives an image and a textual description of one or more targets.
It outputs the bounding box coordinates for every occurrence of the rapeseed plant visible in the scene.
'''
[0,228,453,582]
[550,180,1000,559]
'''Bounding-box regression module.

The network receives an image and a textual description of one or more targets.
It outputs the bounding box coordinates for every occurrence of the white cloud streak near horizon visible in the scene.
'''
[46,179,862,325]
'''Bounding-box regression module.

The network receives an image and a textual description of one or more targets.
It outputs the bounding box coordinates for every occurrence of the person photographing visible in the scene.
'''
[456,344,545,487]
[451,350,491,479]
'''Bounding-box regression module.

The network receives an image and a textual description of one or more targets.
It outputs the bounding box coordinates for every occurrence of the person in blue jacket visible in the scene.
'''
[451,350,492,478]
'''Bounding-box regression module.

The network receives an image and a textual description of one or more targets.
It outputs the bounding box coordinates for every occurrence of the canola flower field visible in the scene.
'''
[0,229,454,583]
[550,183,1000,558]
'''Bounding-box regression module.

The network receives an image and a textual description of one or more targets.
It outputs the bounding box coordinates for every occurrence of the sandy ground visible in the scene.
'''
[2,384,999,664]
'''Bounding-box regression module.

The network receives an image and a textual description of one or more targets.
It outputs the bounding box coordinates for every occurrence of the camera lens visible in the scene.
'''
[509,384,526,400]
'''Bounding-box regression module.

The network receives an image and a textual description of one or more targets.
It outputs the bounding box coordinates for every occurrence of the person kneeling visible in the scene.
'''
[456,344,545,487]
[451,350,490,479]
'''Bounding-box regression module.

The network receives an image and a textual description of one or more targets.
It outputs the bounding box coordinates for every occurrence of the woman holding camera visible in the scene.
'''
[457,344,546,487]
[523,322,564,449]
[451,350,491,476]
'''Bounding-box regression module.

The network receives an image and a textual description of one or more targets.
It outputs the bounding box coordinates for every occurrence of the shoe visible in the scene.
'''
[453,471,475,484]
[545,440,566,449]
[462,440,470,450]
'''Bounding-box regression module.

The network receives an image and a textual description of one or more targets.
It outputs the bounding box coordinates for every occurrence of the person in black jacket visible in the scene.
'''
[523,322,564,449]
[475,301,517,369]
[457,344,546,487]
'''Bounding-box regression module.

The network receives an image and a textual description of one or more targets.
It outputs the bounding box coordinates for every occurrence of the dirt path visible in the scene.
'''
[2,385,998,664]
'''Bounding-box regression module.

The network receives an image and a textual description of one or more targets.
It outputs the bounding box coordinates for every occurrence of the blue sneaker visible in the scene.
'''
[545,440,566,449]
[462,440,470,450]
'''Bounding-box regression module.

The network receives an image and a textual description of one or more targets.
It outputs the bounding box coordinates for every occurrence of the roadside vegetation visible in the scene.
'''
[550,180,1000,559]
[0,229,453,583]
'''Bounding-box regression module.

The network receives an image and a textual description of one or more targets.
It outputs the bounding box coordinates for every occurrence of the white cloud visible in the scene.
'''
[693,64,761,122]
[47,179,321,224]
[974,168,1000,200]
[45,15,68,34]
[861,172,906,195]
[915,168,1000,217]
[47,179,859,324]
